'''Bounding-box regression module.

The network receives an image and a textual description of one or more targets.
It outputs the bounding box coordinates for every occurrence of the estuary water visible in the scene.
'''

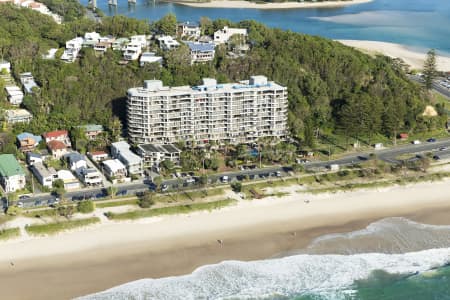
[81,0,450,54]
[80,218,450,299]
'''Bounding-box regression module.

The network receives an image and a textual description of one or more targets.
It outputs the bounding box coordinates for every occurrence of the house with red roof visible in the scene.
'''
[47,140,68,159]
[43,130,71,147]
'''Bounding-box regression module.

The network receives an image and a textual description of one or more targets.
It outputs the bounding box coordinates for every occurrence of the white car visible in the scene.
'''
[221,176,229,183]
[412,140,421,145]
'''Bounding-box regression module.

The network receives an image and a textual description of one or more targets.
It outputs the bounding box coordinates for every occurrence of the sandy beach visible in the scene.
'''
[338,40,450,71]
[171,0,372,10]
[1,179,450,299]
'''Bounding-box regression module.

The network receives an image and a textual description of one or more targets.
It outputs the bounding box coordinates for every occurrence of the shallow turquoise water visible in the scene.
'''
[80,0,450,54]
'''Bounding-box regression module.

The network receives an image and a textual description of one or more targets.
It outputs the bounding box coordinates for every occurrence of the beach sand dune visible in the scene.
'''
[1,179,450,299]
[338,40,450,71]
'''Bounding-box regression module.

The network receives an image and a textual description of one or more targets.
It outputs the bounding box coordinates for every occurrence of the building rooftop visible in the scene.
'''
[185,41,215,52]
[5,109,32,119]
[65,152,85,163]
[112,141,142,165]
[57,169,76,181]
[78,124,104,132]
[17,132,42,143]
[47,140,66,150]
[139,143,181,154]
[0,154,25,177]
[178,21,199,27]
[103,159,126,173]
[43,130,68,139]
[90,151,108,156]
[31,162,56,178]
[128,76,286,97]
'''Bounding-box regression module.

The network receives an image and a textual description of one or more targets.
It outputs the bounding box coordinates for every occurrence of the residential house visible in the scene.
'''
[26,152,43,165]
[65,152,87,171]
[185,42,215,64]
[112,38,130,51]
[4,109,33,124]
[43,130,71,147]
[57,169,80,190]
[30,162,57,188]
[139,52,163,67]
[399,133,409,140]
[19,72,39,94]
[61,37,83,63]
[102,159,127,179]
[177,21,201,38]
[111,141,143,175]
[84,32,101,43]
[0,154,26,193]
[123,43,142,61]
[76,167,102,186]
[130,35,148,48]
[77,124,104,140]
[214,26,248,44]
[5,86,24,105]
[0,60,11,73]
[88,151,108,162]
[47,140,68,159]
[94,42,111,53]
[137,143,181,170]
[16,132,42,152]
[157,36,180,51]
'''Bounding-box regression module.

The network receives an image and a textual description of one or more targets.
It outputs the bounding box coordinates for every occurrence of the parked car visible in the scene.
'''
[161,184,168,192]
[427,138,436,143]
[185,178,195,184]
[439,147,448,151]
[19,195,31,201]
[17,201,24,208]
[412,140,421,145]
[433,155,441,160]
[221,176,229,183]
[276,171,282,177]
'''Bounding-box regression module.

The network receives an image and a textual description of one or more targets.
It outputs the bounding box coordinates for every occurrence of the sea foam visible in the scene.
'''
[79,247,450,300]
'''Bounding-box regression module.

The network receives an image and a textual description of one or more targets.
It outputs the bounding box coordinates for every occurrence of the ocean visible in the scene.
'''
[79,218,450,299]
[80,0,450,54]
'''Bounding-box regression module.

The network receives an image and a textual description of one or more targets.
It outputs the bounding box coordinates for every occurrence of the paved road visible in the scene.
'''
[409,75,450,98]
[10,137,450,209]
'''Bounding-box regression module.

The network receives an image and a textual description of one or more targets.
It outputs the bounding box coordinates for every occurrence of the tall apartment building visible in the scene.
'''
[127,76,288,145]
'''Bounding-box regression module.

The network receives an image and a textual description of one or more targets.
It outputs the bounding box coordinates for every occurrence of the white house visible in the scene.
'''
[4,109,33,124]
[139,52,163,67]
[214,26,248,44]
[111,141,143,175]
[5,86,24,105]
[157,36,180,51]
[57,170,80,190]
[61,37,84,63]
[65,152,87,171]
[185,42,215,64]
[88,151,108,162]
[0,154,26,193]
[30,162,57,188]
[130,35,148,48]
[26,152,43,165]
[177,21,201,38]
[102,159,127,179]
[84,32,101,43]
[76,167,102,186]
[112,38,130,51]
[137,143,181,170]
[19,72,39,94]
[123,43,142,61]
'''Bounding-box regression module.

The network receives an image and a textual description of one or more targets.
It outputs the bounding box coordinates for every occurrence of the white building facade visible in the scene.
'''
[127,76,288,145]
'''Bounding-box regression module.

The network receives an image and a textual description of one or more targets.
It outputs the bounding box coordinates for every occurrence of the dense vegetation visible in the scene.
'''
[0,5,443,151]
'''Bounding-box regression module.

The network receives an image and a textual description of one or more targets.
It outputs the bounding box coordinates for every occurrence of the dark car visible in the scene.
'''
[19,195,31,201]
[427,138,436,142]
[433,155,441,160]
[35,200,42,206]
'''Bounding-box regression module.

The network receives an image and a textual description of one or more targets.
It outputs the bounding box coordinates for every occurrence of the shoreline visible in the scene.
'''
[168,0,373,10]
[338,39,450,71]
[2,180,450,299]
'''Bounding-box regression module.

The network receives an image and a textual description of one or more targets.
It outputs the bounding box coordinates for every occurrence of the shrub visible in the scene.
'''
[77,200,95,213]
[138,191,155,208]
[230,181,242,193]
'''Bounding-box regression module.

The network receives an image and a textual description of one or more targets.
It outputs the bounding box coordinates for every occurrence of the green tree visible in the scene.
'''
[153,176,162,191]
[154,13,177,36]
[77,200,95,213]
[230,181,242,193]
[138,190,154,208]
[423,49,437,90]
[107,185,117,198]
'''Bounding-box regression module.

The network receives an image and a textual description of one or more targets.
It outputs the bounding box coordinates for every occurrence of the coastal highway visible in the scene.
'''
[11,137,450,209]
[409,75,450,99]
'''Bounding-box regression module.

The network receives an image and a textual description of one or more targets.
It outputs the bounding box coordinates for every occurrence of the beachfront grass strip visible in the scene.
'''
[25,217,100,236]
[0,227,20,240]
[96,198,139,208]
[155,188,225,203]
[106,198,236,221]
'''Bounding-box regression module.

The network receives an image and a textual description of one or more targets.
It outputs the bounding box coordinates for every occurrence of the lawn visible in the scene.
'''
[25,217,100,236]
[105,198,236,221]
[0,227,20,241]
